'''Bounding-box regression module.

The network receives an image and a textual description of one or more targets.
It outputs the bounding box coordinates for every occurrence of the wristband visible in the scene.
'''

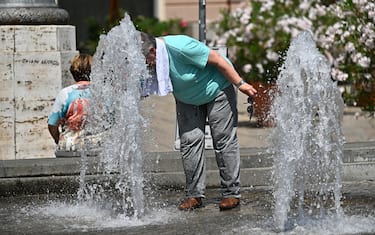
[235,79,246,88]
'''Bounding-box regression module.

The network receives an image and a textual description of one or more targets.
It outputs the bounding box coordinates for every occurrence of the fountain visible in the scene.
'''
[269,30,351,231]
[77,14,149,218]
[0,18,375,235]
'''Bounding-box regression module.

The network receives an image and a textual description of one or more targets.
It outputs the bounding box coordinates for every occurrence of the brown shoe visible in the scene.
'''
[178,197,202,210]
[219,197,240,211]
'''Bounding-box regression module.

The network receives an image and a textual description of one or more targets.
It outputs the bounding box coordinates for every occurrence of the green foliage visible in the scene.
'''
[79,9,125,54]
[133,15,188,36]
[81,12,188,54]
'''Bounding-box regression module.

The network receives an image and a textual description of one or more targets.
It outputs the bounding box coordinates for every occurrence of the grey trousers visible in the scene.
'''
[176,85,240,198]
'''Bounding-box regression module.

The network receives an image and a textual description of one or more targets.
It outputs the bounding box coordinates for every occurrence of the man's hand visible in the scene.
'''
[238,82,257,97]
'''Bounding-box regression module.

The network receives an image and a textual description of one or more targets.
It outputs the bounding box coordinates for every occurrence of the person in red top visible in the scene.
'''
[47,54,92,151]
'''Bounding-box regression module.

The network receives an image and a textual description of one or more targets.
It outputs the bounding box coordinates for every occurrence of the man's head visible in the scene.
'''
[70,54,93,82]
[140,32,157,69]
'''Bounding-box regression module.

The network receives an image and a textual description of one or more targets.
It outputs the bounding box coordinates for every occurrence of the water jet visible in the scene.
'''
[269,30,373,232]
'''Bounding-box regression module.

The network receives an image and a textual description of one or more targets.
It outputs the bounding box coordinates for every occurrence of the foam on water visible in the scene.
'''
[78,13,149,219]
[32,201,178,229]
[232,214,375,234]
[268,30,346,231]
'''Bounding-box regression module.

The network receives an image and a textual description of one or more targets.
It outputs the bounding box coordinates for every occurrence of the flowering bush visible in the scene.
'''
[210,0,375,109]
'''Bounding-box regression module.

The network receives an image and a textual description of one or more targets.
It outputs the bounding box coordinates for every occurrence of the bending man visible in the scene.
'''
[141,33,257,211]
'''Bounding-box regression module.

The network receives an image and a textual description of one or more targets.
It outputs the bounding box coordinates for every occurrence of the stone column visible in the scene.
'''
[0,0,69,25]
[0,0,78,160]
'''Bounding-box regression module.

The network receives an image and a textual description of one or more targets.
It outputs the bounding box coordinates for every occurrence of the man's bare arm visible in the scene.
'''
[207,49,257,97]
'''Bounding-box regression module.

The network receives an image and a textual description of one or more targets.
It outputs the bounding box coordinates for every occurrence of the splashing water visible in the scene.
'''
[78,14,149,219]
[268,30,345,231]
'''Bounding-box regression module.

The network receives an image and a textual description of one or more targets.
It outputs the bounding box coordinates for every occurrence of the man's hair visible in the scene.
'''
[70,54,93,82]
[140,32,156,57]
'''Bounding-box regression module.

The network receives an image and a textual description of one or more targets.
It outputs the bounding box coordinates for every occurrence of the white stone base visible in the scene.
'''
[0,25,78,160]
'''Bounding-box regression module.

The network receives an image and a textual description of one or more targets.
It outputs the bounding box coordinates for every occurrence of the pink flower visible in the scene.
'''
[180,20,188,28]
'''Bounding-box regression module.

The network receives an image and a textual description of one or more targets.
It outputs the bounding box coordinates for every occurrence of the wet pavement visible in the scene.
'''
[141,93,375,152]
[1,182,375,235]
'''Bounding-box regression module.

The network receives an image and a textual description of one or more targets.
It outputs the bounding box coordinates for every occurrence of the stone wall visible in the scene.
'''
[0,25,78,160]
[164,0,242,22]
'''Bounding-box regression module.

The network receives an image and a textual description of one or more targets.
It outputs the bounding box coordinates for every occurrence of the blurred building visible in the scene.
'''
[158,0,241,22]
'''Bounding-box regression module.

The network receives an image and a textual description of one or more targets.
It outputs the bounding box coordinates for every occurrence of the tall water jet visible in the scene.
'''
[269,30,345,231]
[78,14,149,218]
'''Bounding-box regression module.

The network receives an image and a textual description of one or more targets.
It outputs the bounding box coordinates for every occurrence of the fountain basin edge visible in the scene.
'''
[0,141,374,196]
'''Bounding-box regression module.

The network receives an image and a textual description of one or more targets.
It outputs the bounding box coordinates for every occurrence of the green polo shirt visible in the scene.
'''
[163,35,231,105]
